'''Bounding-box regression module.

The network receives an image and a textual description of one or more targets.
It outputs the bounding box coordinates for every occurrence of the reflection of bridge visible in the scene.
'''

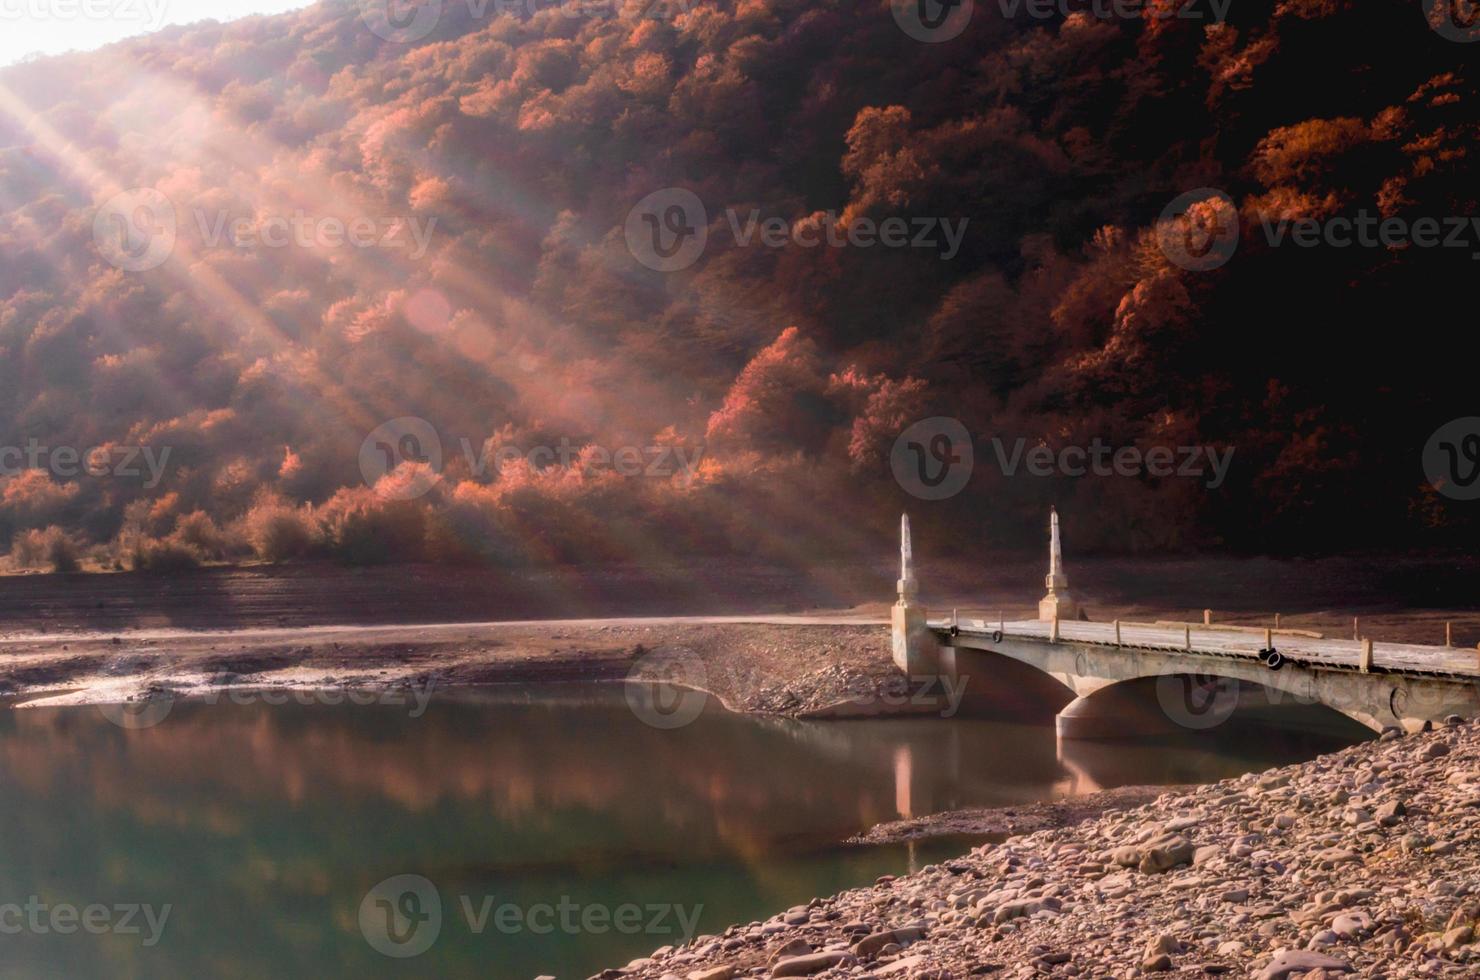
[892,512,1480,739]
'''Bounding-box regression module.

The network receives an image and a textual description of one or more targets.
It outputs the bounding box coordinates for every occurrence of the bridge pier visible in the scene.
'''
[1056,693,1166,739]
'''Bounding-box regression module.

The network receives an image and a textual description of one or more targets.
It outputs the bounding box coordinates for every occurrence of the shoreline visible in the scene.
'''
[610,721,1480,979]
[0,619,904,715]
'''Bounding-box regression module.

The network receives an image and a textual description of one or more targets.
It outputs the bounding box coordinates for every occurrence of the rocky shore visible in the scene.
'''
[608,720,1480,979]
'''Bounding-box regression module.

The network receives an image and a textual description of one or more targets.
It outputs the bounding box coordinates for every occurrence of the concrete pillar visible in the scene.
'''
[1038,507,1080,621]
[1055,686,1188,740]
[891,514,937,675]
[1055,693,1176,739]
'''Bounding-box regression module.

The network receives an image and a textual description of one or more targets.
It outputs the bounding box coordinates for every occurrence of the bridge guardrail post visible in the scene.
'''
[1360,638,1373,673]
[1050,612,1060,643]
[1114,619,1121,648]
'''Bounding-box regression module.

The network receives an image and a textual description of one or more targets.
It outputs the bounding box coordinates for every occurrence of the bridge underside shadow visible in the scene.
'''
[1053,675,1376,741]
[941,648,1076,722]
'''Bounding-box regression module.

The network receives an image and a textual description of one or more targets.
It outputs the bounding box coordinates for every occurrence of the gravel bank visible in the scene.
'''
[608,720,1480,979]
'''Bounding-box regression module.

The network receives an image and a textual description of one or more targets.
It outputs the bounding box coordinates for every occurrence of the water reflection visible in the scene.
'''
[0,685,1362,979]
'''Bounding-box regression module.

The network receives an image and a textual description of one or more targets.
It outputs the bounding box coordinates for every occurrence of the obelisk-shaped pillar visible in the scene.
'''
[1038,507,1080,621]
[891,514,936,674]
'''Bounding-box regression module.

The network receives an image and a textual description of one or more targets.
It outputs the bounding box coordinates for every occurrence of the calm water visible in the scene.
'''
[0,684,1365,979]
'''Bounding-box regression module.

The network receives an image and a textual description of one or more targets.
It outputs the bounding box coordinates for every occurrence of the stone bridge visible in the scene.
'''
[891,512,1480,739]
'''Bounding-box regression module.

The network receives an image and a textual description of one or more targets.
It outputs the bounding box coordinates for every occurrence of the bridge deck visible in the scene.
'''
[945,619,1480,680]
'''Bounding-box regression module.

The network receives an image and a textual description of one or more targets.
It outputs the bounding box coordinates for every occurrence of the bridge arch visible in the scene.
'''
[1053,672,1381,740]
[938,630,1480,738]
